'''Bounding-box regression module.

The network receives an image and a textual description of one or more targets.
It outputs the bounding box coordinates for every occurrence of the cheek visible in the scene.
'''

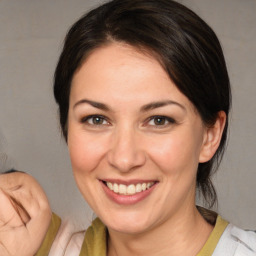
[68,129,108,175]
[146,131,202,176]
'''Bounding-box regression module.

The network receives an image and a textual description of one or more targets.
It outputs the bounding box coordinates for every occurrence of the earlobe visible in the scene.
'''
[199,111,226,163]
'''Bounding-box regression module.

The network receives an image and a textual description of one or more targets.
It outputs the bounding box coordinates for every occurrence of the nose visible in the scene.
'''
[107,127,146,173]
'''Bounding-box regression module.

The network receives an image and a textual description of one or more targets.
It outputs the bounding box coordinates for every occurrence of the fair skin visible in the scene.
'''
[68,43,226,256]
[0,172,51,256]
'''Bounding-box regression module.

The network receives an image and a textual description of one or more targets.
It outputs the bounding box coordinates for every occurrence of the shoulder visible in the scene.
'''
[213,223,256,256]
[39,215,106,256]
[48,216,86,256]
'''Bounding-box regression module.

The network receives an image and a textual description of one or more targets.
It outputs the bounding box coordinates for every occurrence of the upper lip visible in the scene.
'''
[100,179,158,185]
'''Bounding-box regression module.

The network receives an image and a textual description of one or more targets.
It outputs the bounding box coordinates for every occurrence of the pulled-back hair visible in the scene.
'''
[54,0,231,208]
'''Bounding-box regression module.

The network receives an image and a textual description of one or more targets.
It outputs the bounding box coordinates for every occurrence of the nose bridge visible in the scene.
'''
[107,124,145,172]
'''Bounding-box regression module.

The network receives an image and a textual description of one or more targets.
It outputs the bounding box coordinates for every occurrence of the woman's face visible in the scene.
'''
[68,43,210,234]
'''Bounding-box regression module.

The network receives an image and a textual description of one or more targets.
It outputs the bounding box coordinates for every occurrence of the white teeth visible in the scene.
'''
[135,183,142,193]
[107,182,113,190]
[127,184,136,195]
[113,183,119,193]
[119,184,126,195]
[106,181,154,195]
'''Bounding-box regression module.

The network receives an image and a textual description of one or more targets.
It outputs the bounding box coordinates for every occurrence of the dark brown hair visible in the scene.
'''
[54,0,231,208]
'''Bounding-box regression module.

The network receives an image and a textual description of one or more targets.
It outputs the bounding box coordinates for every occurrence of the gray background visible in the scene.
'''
[0,0,255,229]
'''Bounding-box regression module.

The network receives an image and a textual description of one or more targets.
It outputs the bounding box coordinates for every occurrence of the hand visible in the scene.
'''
[0,171,51,256]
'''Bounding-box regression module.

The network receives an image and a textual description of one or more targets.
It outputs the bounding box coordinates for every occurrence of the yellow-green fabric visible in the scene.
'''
[79,218,107,256]
[197,215,229,256]
[80,215,228,256]
[35,213,61,256]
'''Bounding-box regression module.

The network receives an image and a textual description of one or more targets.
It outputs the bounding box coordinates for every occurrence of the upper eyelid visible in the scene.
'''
[144,116,177,127]
[80,114,109,123]
[147,115,176,122]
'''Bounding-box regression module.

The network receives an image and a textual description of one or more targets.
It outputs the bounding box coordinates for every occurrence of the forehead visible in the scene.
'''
[70,43,194,112]
[73,43,167,82]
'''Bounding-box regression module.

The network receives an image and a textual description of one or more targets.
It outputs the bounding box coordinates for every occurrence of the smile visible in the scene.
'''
[105,181,155,195]
[101,180,158,205]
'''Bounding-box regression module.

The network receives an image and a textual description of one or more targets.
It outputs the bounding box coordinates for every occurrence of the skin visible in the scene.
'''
[0,172,51,256]
[68,43,226,256]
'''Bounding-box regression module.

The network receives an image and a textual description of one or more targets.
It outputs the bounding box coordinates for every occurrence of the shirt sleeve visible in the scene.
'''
[35,213,62,256]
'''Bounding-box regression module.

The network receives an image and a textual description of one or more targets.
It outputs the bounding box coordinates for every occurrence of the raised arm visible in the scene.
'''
[0,171,52,256]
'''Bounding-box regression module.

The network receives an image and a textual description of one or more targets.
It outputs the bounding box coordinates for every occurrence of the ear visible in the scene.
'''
[199,111,226,163]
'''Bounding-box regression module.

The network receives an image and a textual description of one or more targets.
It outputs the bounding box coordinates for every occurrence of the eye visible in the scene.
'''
[147,116,175,127]
[81,115,110,126]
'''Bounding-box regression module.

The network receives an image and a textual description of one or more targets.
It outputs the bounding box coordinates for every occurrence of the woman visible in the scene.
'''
[0,0,255,255]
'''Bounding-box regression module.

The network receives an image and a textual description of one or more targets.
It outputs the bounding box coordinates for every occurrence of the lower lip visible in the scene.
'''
[100,181,157,205]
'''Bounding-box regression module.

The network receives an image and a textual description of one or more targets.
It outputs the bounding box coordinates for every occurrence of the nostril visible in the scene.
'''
[107,144,146,172]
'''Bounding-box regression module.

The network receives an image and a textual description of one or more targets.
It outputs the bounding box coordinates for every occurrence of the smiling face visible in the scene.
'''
[68,43,213,234]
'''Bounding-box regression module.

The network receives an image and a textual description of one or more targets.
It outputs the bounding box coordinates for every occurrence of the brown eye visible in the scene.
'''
[153,117,166,125]
[147,116,176,127]
[92,116,104,125]
[81,115,109,125]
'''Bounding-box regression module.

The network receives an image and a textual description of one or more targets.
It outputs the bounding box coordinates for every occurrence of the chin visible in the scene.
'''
[101,211,156,235]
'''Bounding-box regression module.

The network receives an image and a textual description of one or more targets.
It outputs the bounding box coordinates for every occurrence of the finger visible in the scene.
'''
[0,188,24,228]
[0,172,50,219]
[9,194,30,224]
[8,186,39,222]
[0,171,35,192]
[0,171,31,190]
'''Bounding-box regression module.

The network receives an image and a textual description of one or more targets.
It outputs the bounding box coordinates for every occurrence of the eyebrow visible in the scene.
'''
[140,100,186,112]
[73,99,110,111]
[73,98,185,112]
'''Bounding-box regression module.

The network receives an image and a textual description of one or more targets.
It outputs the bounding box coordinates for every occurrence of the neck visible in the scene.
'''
[107,205,214,256]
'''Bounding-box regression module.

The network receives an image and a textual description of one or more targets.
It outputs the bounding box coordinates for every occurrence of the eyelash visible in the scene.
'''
[80,115,110,126]
[146,116,176,127]
[80,115,176,128]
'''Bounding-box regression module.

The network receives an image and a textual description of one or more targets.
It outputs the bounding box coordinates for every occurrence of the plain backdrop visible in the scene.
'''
[0,0,255,229]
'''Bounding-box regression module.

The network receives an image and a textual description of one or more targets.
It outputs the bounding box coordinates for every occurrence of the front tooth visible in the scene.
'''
[141,183,147,191]
[107,182,113,190]
[119,184,126,195]
[127,184,136,195]
[136,183,142,193]
[113,183,119,193]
